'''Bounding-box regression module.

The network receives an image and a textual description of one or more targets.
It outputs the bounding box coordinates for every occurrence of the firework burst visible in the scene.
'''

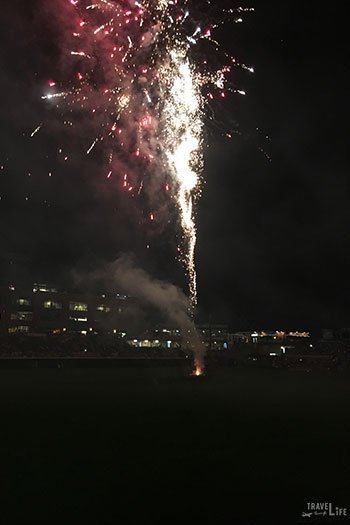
[43,0,254,305]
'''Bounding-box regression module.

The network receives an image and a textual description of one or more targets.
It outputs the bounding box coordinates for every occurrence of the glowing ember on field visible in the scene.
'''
[192,365,204,377]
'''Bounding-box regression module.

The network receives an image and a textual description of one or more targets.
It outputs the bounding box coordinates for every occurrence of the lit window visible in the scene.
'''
[96,304,111,313]
[44,301,62,309]
[16,298,31,307]
[11,312,32,321]
[8,325,29,334]
[33,283,58,293]
[69,302,88,312]
[69,316,88,322]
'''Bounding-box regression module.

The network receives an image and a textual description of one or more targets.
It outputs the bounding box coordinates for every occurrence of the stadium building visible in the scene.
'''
[0,283,132,336]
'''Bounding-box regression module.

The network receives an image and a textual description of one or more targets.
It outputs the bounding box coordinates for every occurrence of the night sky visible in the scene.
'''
[0,1,348,329]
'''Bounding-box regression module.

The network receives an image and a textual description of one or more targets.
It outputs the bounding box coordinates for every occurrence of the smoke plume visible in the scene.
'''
[77,254,205,372]
[112,255,205,371]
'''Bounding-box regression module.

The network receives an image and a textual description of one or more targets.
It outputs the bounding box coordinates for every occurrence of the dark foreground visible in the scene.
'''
[1,365,349,524]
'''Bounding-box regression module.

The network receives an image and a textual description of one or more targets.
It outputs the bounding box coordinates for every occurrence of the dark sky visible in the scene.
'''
[0,1,349,329]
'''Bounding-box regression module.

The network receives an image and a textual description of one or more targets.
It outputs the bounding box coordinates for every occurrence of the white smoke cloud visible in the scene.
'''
[74,254,205,372]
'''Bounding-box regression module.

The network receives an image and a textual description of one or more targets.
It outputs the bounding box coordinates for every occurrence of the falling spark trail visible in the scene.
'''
[42,92,66,100]
[30,124,43,138]
[87,139,98,155]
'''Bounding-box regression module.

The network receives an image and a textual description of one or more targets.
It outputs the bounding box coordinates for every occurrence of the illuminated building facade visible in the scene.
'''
[0,284,232,349]
[127,325,230,350]
[0,283,131,336]
[232,330,310,345]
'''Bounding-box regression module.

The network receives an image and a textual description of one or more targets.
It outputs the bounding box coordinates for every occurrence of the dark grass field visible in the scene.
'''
[1,365,349,524]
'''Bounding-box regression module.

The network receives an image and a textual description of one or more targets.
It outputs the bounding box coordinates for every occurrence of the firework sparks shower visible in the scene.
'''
[161,48,203,303]
[42,0,254,305]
